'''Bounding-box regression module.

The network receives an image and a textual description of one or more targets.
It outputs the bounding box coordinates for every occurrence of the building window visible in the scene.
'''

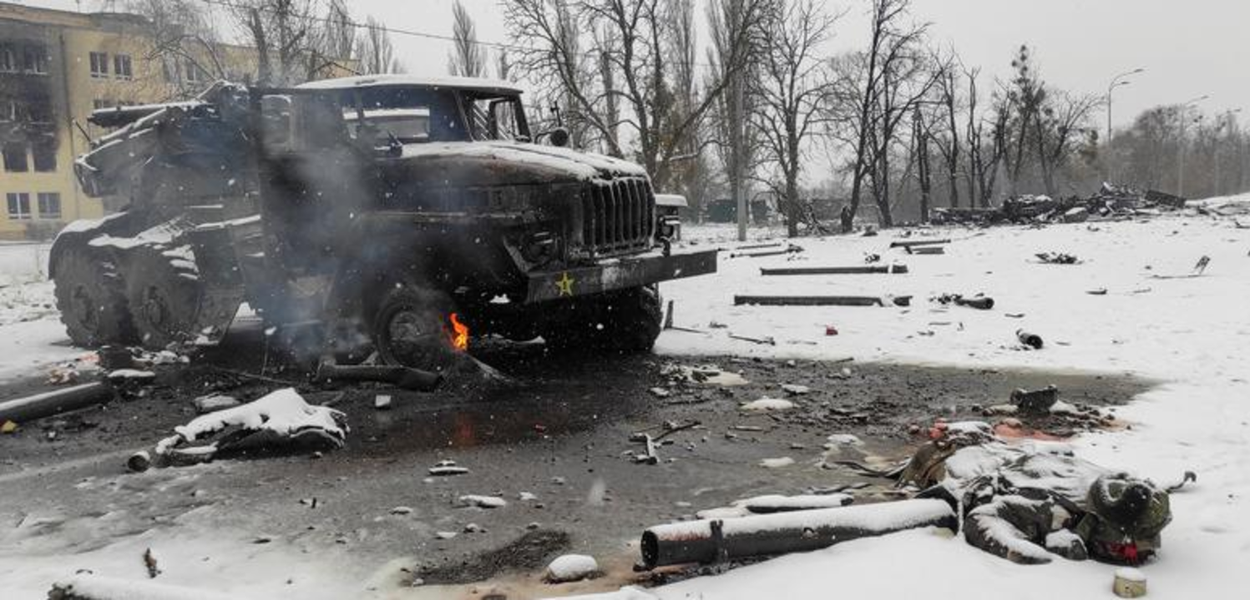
[6,193,31,221]
[93,99,114,110]
[23,45,48,74]
[0,47,14,72]
[32,140,56,172]
[0,100,15,122]
[184,59,204,83]
[37,193,62,219]
[90,52,109,78]
[113,54,132,80]
[2,142,28,172]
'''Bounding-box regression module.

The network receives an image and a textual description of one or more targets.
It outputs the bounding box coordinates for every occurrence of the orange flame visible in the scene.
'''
[448,313,469,352]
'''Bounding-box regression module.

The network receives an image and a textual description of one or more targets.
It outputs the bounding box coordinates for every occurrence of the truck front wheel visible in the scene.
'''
[53,248,135,347]
[371,286,459,371]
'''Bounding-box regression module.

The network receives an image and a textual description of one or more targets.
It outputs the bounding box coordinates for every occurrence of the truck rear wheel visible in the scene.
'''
[125,247,204,349]
[544,286,662,353]
[53,248,135,347]
[371,286,459,371]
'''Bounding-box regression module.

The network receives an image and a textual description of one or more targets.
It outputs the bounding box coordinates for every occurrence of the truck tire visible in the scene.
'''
[544,286,662,353]
[52,247,135,347]
[125,247,204,349]
[371,286,459,371]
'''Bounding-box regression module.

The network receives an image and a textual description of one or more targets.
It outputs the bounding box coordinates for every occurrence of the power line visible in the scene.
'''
[185,0,722,70]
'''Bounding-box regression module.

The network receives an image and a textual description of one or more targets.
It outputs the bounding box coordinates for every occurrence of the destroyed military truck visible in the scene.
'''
[53,76,716,369]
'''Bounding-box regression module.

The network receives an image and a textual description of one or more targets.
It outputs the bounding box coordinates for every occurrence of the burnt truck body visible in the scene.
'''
[53,76,716,368]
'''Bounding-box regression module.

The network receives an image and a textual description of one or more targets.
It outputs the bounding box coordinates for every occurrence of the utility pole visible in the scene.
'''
[733,71,747,242]
[1176,95,1209,198]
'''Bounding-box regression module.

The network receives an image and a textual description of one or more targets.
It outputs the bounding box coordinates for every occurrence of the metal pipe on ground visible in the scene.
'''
[890,239,950,249]
[316,364,442,391]
[640,498,958,569]
[735,295,912,307]
[0,382,115,424]
[761,265,909,276]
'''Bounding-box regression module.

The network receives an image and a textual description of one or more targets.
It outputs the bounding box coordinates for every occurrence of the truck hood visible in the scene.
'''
[388,141,648,187]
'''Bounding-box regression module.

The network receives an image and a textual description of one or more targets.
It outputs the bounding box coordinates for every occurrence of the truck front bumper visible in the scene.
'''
[524,249,718,304]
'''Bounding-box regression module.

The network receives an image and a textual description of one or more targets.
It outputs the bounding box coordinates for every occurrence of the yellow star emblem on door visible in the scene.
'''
[555,272,575,297]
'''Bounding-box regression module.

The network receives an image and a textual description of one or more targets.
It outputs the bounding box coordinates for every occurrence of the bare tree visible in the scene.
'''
[448,0,487,78]
[504,0,770,192]
[495,49,512,80]
[963,67,1008,207]
[931,51,962,208]
[123,0,230,96]
[842,0,932,231]
[753,0,839,237]
[358,16,404,74]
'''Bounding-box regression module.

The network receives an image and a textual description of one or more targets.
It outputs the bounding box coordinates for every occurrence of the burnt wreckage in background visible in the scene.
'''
[53,76,715,369]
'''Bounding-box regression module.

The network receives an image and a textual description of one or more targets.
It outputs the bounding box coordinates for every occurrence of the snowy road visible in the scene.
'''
[1,202,1248,599]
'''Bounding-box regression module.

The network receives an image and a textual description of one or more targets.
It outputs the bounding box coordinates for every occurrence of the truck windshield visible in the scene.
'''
[344,87,469,143]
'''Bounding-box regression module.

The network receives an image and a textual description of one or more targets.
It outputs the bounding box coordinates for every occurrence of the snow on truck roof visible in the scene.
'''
[297,74,524,95]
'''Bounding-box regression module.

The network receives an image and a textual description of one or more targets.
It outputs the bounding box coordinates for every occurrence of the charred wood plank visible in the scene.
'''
[889,239,950,249]
[0,382,115,424]
[907,246,946,255]
[735,295,912,307]
[760,265,909,276]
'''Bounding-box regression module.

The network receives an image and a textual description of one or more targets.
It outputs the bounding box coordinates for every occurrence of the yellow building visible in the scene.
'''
[0,2,355,240]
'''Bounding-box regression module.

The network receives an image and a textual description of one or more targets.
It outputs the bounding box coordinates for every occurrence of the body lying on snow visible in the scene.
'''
[901,421,1174,565]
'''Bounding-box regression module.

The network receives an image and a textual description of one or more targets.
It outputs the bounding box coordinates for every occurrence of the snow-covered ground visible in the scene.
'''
[2,200,1248,599]
[623,199,1250,599]
[0,242,83,381]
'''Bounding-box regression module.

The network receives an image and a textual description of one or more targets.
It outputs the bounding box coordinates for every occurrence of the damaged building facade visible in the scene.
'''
[0,2,354,240]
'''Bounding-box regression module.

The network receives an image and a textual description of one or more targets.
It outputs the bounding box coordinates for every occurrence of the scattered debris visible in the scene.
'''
[373,394,393,410]
[760,265,909,276]
[728,334,777,346]
[780,384,811,396]
[907,246,945,255]
[1114,568,1148,598]
[192,395,240,414]
[740,398,795,412]
[735,295,912,307]
[933,184,1186,226]
[1017,329,1045,349]
[0,382,115,425]
[639,498,957,570]
[648,387,671,398]
[316,362,442,392]
[759,457,795,469]
[933,294,995,310]
[435,531,458,540]
[662,364,750,386]
[429,460,470,476]
[1011,385,1060,414]
[1036,252,1080,265]
[142,548,160,579]
[1087,288,1109,296]
[633,435,660,465]
[390,506,414,515]
[729,244,805,259]
[890,239,950,249]
[1,420,17,434]
[458,495,507,509]
[544,554,600,583]
[825,325,839,336]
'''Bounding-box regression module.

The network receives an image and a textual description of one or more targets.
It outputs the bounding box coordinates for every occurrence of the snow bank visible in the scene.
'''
[50,574,248,600]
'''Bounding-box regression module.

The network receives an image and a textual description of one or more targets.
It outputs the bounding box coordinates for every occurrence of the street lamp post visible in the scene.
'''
[1106,68,1144,182]
[1177,95,1210,198]
[1107,68,1145,143]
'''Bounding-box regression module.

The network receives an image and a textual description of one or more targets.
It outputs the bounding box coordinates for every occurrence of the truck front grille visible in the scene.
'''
[582,178,655,256]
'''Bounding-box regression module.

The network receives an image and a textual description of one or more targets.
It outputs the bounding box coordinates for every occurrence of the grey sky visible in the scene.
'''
[20,0,1250,128]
